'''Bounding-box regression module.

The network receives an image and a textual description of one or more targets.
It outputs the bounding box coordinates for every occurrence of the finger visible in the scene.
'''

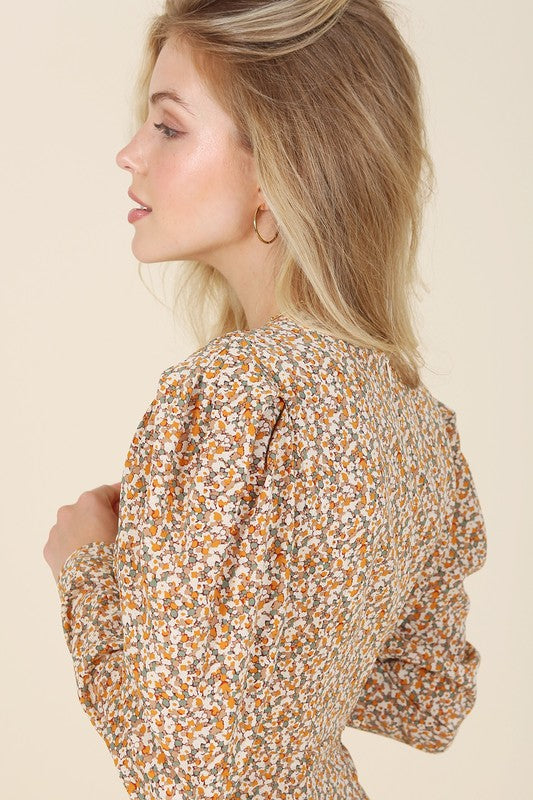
[92,483,122,504]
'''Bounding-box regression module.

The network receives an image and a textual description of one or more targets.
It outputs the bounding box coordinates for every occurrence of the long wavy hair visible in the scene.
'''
[131,0,435,388]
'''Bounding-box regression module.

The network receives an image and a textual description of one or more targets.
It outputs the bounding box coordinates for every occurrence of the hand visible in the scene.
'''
[43,482,122,584]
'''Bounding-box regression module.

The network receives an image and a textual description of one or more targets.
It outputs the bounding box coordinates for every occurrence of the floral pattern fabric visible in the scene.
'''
[57,315,487,799]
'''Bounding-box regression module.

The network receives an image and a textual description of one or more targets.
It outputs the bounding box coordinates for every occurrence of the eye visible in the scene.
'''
[153,122,184,140]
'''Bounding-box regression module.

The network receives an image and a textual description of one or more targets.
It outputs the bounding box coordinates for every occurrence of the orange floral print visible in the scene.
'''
[57,315,487,799]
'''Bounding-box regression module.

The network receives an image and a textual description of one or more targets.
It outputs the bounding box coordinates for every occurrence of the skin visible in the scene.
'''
[115,36,281,331]
[43,483,121,584]
[44,37,282,585]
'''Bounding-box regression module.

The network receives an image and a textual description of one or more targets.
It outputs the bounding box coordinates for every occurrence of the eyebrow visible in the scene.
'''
[149,90,196,117]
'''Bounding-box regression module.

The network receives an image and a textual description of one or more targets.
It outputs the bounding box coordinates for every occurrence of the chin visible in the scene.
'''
[130,239,165,264]
[131,234,200,264]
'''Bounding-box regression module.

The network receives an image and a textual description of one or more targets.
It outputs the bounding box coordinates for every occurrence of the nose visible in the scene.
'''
[115,132,147,173]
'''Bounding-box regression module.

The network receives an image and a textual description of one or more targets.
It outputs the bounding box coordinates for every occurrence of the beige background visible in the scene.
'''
[1,1,530,798]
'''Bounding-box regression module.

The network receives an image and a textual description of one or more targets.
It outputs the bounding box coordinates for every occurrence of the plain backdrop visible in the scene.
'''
[1,1,530,798]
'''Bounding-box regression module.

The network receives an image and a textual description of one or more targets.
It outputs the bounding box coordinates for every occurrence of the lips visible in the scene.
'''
[128,188,152,211]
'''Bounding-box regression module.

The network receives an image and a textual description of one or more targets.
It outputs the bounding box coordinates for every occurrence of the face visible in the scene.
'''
[116,38,264,268]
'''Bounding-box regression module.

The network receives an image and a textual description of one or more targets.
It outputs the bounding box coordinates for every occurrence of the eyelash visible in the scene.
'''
[153,122,184,140]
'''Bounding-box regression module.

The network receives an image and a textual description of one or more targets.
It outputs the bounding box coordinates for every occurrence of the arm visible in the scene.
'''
[346,404,488,753]
[57,542,147,791]
[57,357,285,799]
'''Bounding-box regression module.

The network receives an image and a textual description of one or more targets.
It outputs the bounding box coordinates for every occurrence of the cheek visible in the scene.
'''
[154,141,252,225]
[159,139,218,188]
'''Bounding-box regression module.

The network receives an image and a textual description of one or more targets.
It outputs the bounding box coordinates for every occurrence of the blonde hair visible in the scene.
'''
[132,0,436,388]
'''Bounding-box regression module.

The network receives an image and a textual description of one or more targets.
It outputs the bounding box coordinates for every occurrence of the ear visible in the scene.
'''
[256,188,268,212]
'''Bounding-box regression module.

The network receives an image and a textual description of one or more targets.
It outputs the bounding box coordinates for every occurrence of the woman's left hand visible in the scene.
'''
[43,482,122,584]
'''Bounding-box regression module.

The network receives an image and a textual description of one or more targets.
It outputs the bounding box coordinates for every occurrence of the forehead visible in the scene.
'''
[149,39,217,117]
[150,39,196,91]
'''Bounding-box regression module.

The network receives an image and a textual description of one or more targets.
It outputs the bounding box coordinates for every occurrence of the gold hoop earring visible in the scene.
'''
[254,205,279,244]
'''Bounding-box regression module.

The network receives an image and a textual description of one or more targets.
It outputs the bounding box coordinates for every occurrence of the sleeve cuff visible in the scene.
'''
[57,541,117,600]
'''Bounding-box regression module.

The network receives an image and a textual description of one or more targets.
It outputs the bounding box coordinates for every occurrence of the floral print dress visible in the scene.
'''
[57,315,488,799]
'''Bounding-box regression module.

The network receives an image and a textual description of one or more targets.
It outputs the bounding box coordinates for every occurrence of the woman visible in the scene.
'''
[43,2,488,798]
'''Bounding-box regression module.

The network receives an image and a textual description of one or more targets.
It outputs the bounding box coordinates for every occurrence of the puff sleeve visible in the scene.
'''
[346,402,488,752]
[57,353,286,799]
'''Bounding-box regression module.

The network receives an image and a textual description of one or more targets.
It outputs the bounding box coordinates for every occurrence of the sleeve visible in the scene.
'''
[57,356,285,799]
[345,402,488,753]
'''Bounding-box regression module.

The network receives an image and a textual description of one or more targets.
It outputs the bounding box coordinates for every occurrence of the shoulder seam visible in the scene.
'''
[157,333,281,399]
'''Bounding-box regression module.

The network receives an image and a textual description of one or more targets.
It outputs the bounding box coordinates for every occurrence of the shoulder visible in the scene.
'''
[432,397,457,438]
[154,331,284,428]
[430,396,465,468]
